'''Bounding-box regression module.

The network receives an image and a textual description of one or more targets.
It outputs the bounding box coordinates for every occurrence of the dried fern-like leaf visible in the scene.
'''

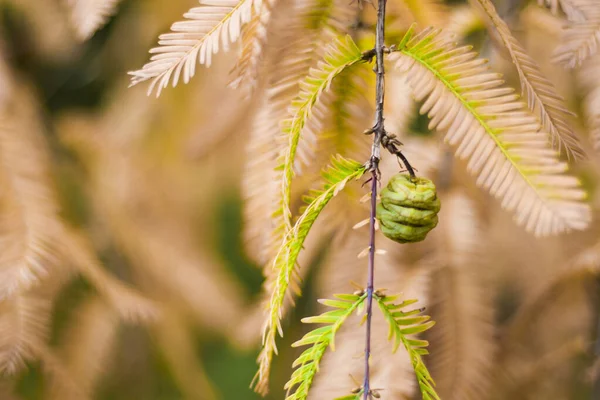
[473,0,584,159]
[253,156,366,394]
[392,26,591,236]
[242,93,287,265]
[129,0,261,96]
[506,239,600,343]
[428,192,496,400]
[276,35,363,239]
[61,227,159,323]
[153,310,218,400]
[228,2,275,91]
[66,0,122,40]
[375,294,439,400]
[46,297,118,400]
[39,348,89,400]
[6,0,77,61]
[0,295,50,374]
[284,293,367,400]
[537,0,587,21]
[58,91,248,336]
[577,56,600,150]
[553,1,600,67]
[0,96,62,298]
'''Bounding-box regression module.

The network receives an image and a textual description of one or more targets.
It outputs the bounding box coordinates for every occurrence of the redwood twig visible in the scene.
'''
[362,0,387,398]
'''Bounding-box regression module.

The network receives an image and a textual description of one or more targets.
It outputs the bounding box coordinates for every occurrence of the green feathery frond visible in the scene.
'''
[323,63,373,161]
[375,294,439,400]
[276,35,363,237]
[474,0,585,159]
[241,2,359,265]
[284,293,367,400]
[129,0,263,96]
[552,1,600,67]
[392,26,591,236]
[253,156,366,395]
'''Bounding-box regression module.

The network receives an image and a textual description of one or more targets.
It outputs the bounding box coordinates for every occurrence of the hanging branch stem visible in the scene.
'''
[363,0,387,398]
[363,170,377,399]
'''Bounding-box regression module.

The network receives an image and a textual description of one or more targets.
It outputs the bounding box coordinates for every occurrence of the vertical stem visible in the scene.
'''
[371,0,387,160]
[364,0,387,398]
[363,171,378,399]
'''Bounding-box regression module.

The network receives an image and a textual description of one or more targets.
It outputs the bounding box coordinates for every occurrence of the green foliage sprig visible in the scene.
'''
[375,294,439,400]
[283,292,439,400]
[277,35,365,234]
[285,293,368,400]
[254,156,366,393]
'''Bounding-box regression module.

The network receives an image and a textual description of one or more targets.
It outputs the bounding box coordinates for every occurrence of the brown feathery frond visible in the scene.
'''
[39,348,89,400]
[129,0,263,96]
[474,0,585,159]
[0,294,50,374]
[428,192,496,400]
[0,94,62,298]
[153,311,219,400]
[492,337,588,400]
[537,0,588,22]
[445,5,485,38]
[552,1,600,67]
[57,86,250,337]
[5,0,77,61]
[577,55,600,150]
[242,94,289,265]
[505,239,600,343]
[395,138,444,180]
[60,227,160,323]
[392,27,591,236]
[228,1,276,92]
[65,0,123,40]
[47,297,118,400]
[385,73,413,139]
[103,202,248,335]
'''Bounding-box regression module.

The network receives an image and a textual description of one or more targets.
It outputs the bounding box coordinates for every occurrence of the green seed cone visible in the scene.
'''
[377,174,441,243]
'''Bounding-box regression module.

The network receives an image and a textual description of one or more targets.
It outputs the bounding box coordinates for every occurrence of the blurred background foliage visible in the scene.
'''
[0,0,599,399]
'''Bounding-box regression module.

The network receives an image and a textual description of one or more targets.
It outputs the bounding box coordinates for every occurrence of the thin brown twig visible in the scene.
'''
[362,0,387,397]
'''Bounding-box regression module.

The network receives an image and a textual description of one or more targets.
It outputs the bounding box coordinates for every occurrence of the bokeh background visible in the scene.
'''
[0,0,599,399]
